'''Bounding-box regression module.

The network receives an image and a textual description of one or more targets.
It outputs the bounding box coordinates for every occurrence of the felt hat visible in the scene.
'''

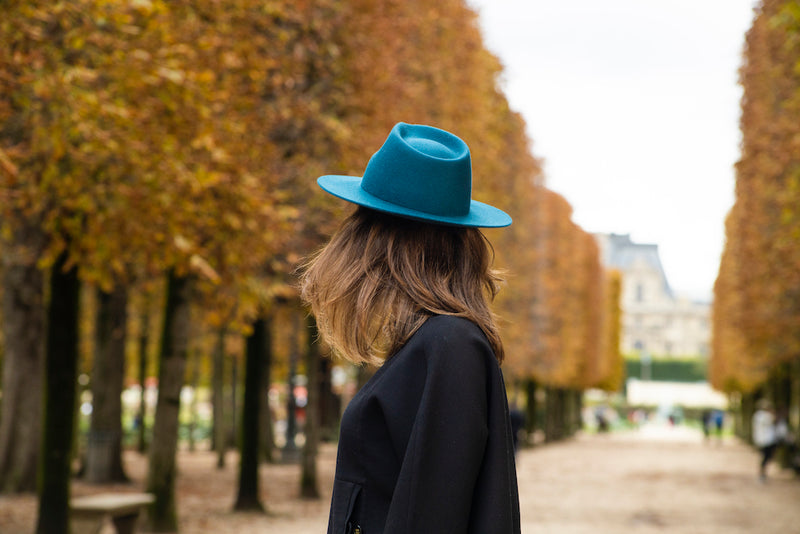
[317,122,512,228]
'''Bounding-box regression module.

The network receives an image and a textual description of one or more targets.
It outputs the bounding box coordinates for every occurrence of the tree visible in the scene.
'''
[84,286,128,483]
[0,229,45,493]
[596,270,624,392]
[36,251,80,534]
[300,313,321,499]
[234,316,268,512]
[212,325,228,468]
[712,0,800,397]
[145,271,192,532]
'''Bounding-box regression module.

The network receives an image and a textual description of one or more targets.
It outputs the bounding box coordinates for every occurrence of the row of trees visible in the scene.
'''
[0,0,623,532]
[497,184,624,441]
[711,0,800,441]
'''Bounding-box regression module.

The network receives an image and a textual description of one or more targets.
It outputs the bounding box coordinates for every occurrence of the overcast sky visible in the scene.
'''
[467,0,758,301]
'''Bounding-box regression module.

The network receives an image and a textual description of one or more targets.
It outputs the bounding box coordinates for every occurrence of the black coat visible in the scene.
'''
[327,315,521,534]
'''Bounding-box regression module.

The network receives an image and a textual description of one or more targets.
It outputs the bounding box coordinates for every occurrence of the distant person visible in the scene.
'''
[595,406,609,433]
[300,123,520,533]
[752,399,777,482]
[701,409,712,441]
[713,409,724,441]
[773,408,800,474]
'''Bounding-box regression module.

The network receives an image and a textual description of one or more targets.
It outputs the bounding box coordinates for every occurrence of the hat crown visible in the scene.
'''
[360,123,472,217]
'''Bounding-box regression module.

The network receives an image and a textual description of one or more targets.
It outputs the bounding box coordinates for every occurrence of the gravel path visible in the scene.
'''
[1,422,798,533]
[517,423,800,533]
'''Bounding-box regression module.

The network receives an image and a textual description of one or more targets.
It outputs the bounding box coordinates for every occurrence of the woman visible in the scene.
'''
[300,123,520,534]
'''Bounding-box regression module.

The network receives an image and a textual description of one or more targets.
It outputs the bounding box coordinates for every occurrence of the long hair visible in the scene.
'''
[298,207,505,366]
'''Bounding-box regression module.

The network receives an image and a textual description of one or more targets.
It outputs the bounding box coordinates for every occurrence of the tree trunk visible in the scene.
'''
[228,356,238,449]
[145,271,192,532]
[282,312,300,462]
[771,363,793,467]
[791,357,800,433]
[213,326,227,469]
[564,389,579,437]
[773,361,792,413]
[186,351,201,453]
[574,390,584,433]
[317,356,339,442]
[300,314,321,499]
[740,391,756,443]
[545,387,568,442]
[260,319,275,463]
[35,252,80,534]
[524,379,537,441]
[85,286,129,483]
[234,317,266,512]
[544,386,558,443]
[0,261,44,493]
[137,300,150,454]
[558,389,568,438]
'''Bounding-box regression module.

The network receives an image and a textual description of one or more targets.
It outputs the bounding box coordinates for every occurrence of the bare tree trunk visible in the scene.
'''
[213,326,227,469]
[558,389,568,439]
[187,351,200,453]
[282,312,300,462]
[145,271,191,532]
[36,252,80,534]
[0,261,44,493]
[260,320,275,463]
[229,357,238,449]
[317,356,339,442]
[740,391,756,442]
[137,298,151,454]
[85,286,129,483]
[792,357,800,433]
[573,390,584,434]
[544,386,565,443]
[234,317,266,512]
[300,314,320,499]
[525,379,537,444]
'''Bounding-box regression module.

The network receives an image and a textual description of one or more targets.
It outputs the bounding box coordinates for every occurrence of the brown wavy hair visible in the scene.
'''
[298,207,505,366]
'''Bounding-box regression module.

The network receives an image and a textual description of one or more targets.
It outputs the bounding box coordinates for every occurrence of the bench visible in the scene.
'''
[70,492,155,534]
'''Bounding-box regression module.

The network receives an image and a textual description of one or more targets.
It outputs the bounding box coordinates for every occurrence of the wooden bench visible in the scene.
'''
[70,492,155,534]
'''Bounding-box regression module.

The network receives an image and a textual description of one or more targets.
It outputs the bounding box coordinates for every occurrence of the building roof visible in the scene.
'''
[595,233,674,299]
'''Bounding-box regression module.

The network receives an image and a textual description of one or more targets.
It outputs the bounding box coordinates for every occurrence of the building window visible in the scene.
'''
[636,284,644,302]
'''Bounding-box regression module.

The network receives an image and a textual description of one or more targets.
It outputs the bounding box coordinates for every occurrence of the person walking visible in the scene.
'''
[752,399,777,482]
[299,122,520,534]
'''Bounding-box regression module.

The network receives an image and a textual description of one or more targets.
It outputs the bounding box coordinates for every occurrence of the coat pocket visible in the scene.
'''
[327,479,363,534]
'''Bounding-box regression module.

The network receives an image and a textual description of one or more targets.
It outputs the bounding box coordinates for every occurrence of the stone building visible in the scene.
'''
[594,233,710,358]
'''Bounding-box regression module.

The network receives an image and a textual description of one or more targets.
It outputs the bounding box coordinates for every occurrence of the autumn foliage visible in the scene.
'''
[0,0,623,530]
[711,0,800,395]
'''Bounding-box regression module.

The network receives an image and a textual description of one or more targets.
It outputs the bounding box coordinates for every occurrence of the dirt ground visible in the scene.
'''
[1,422,798,533]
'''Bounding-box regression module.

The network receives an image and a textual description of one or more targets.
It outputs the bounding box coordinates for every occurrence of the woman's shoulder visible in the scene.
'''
[412,315,494,363]
[420,314,484,334]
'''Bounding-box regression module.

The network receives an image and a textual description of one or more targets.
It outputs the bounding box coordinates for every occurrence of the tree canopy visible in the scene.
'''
[711,0,800,393]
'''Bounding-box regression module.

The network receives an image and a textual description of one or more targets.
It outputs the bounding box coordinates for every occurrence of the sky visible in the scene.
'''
[467,0,758,301]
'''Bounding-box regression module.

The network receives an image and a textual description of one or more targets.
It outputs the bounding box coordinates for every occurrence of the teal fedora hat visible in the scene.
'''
[317,122,512,228]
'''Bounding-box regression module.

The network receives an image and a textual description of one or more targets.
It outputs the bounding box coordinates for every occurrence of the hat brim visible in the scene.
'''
[318,175,512,228]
